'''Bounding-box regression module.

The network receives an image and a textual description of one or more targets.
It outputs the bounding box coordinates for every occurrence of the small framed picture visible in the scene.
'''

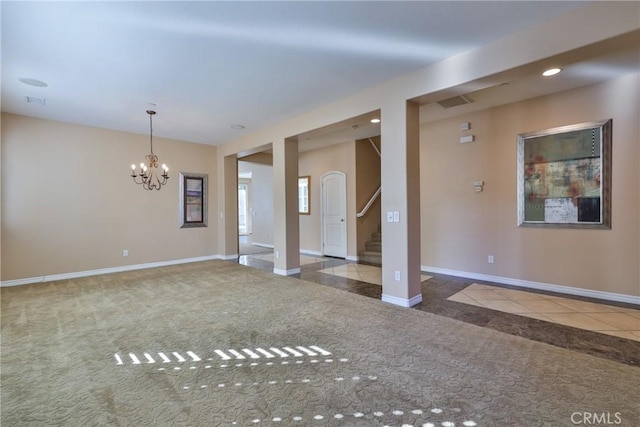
[179,172,208,228]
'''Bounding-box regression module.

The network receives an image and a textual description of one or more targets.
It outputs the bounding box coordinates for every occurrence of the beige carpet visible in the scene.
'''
[2,260,638,426]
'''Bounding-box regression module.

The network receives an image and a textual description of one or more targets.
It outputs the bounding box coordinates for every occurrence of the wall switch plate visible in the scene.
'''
[394,270,401,281]
[122,249,129,257]
[387,211,394,222]
[275,251,279,259]
[393,211,400,222]
[460,122,470,131]
[488,255,494,264]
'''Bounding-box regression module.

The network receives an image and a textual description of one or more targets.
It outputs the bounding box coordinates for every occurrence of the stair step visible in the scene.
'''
[370,232,381,242]
[365,241,382,252]
[359,251,382,265]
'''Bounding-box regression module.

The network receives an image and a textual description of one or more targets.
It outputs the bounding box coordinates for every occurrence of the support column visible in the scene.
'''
[272,138,300,275]
[380,100,422,307]
[218,154,238,259]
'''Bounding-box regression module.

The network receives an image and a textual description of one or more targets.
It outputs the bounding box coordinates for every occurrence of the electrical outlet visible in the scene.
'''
[394,270,401,281]
[488,255,494,264]
[123,249,129,257]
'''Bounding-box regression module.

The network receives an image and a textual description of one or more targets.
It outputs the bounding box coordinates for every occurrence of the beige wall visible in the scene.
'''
[299,141,357,256]
[420,74,639,296]
[1,113,218,281]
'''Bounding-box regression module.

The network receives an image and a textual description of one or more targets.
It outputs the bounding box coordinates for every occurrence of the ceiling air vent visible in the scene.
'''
[436,95,472,109]
[25,96,46,106]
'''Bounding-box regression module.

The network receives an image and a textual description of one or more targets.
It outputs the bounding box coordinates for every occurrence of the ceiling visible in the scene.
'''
[2,2,637,150]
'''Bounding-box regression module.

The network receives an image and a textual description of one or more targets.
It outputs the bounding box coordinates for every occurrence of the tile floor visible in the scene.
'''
[449,283,640,341]
[317,263,432,286]
[247,253,328,266]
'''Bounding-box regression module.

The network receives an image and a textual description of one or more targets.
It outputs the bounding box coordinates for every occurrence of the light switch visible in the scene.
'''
[393,211,400,222]
[387,211,394,222]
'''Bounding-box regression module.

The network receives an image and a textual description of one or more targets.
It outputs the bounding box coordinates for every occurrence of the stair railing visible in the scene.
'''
[368,137,381,157]
[356,186,381,218]
[357,137,381,218]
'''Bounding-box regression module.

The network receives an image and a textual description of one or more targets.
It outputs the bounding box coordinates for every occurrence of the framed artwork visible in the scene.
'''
[517,119,611,229]
[179,172,208,228]
[298,176,310,214]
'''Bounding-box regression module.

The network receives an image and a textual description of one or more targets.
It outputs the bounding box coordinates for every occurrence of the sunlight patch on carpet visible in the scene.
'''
[114,345,333,365]
[230,407,477,426]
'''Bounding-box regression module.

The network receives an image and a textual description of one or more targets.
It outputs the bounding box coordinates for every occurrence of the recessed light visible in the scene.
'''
[370,118,381,124]
[231,124,245,130]
[18,77,48,87]
[542,68,562,77]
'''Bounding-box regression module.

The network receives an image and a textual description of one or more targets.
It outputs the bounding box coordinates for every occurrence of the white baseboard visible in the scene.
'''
[273,267,301,276]
[346,255,359,262]
[1,255,221,287]
[300,249,323,257]
[252,242,274,249]
[381,293,423,307]
[219,254,239,260]
[422,265,640,306]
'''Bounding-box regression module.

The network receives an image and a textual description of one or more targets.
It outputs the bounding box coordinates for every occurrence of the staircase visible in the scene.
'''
[359,225,382,265]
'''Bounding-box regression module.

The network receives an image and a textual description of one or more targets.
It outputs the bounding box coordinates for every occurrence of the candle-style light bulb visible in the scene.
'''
[131,164,136,170]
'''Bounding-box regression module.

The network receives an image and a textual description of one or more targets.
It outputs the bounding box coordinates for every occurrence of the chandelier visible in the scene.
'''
[130,110,169,190]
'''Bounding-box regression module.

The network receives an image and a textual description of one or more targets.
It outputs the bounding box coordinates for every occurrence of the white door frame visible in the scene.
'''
[321,171,347,258]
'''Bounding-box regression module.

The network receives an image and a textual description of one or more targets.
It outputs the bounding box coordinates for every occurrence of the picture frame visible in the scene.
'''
[179,172,208,228]
[298,176,310,215]
[517,119,611,229]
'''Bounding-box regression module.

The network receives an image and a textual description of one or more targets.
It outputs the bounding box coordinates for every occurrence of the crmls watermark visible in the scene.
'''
[571,412,622,425]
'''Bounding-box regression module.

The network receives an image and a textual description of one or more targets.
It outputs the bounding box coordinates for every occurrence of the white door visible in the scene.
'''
[322,172,347,258]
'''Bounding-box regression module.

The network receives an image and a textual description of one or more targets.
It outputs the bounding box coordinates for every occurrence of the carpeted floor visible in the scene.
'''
[2,260,638,426]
